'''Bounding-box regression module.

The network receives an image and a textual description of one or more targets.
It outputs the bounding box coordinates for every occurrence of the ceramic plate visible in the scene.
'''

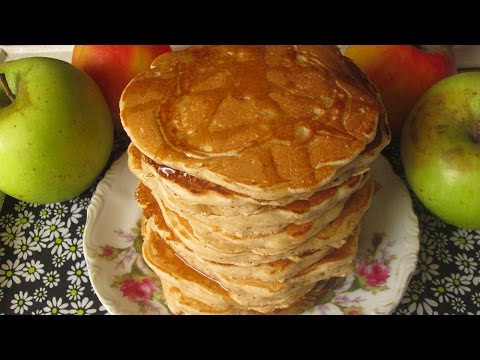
[83,152,420,315]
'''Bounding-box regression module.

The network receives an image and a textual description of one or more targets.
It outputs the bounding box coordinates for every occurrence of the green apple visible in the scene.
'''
[401,72,480,230]
[0,57,113,204]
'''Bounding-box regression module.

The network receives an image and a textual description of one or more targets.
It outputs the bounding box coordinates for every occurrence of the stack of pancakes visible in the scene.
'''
[120,45,390,314]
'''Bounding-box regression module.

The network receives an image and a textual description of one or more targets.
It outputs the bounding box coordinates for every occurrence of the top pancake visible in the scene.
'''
[120,45,385,200]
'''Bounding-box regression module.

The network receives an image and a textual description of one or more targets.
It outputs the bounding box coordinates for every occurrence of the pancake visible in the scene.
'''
[120,45,387,201]
[162,281,236,315]
[129,108,388,208]
[162,278,332,315]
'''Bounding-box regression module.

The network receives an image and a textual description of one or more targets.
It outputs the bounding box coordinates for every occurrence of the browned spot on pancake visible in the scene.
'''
[285,222,313,237]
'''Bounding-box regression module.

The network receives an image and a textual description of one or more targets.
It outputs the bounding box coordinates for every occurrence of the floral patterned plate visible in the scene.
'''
[83,152,420,315]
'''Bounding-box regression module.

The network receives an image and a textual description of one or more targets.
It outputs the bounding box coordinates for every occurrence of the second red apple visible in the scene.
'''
[344,45,456,139]
[72,45,171,128]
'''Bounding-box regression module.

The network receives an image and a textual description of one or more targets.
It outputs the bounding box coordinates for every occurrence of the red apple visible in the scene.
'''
[72,45,171,128]
[344,45,456,139]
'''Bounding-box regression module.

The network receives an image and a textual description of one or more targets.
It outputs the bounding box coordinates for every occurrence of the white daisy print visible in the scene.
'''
[418,212,446,237]
[44,218,67,241]
[70,298,97,315]
[13,201,29,212]
[471,292,480,307]
[0,213,15,228]
[450,297,466,313]
[1,225,25,248]
[10,291,33,314]
[22,260,45,282]
[13,237,41,260]
[13,201,27,212]
[409,279,425,294]
[67,202,83,227]
[43,297,69,315]
[62,237,83,261]
[67,260,89,285]
[415,252,440,283]
[28,227,49,249]
[436,247,453,264]
[430,278,452,303]
[66,284,85,301]
[47,230,71,256]
[52,203,68,221]
[42,270,60,288]
[33,287,48,302]
[14,210,35,230]
[445,273,472,296]
[419,233,436,256]
[400,281,421,306]
[0,247,4,257]
[38,207,52,220]
[74,197,90,210]
[52,254,66,268]
[31,309,44,315]
[33,219,44,229]
[450,229,477,251]
[454,253,478,275]
[0,258,25,288]
[431,232,449,250]
[400,279,439,314]
[75,224,85,239]
[401,293,438,315]
[0,288,4,301]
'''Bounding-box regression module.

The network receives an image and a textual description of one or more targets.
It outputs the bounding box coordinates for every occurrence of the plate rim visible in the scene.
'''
[83,151,131,314]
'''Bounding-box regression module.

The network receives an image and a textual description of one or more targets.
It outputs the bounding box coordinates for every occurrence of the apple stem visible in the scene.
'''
[472,122,480,144]
[0,73,15,103]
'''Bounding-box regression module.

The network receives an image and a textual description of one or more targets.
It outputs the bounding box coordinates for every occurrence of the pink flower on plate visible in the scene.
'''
[100,246,113,257]
[357,261,390,287]
[345,307,363,315]
[120,278,156,303]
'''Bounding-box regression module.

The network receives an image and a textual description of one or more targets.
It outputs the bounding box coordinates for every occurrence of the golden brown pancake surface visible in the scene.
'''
[120,45,386,200]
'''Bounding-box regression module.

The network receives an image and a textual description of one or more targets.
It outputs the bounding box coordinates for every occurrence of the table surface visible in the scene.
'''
[1,46,480,315]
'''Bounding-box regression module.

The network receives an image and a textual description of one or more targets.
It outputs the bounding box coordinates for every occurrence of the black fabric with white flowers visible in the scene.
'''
[0,134,479,315]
